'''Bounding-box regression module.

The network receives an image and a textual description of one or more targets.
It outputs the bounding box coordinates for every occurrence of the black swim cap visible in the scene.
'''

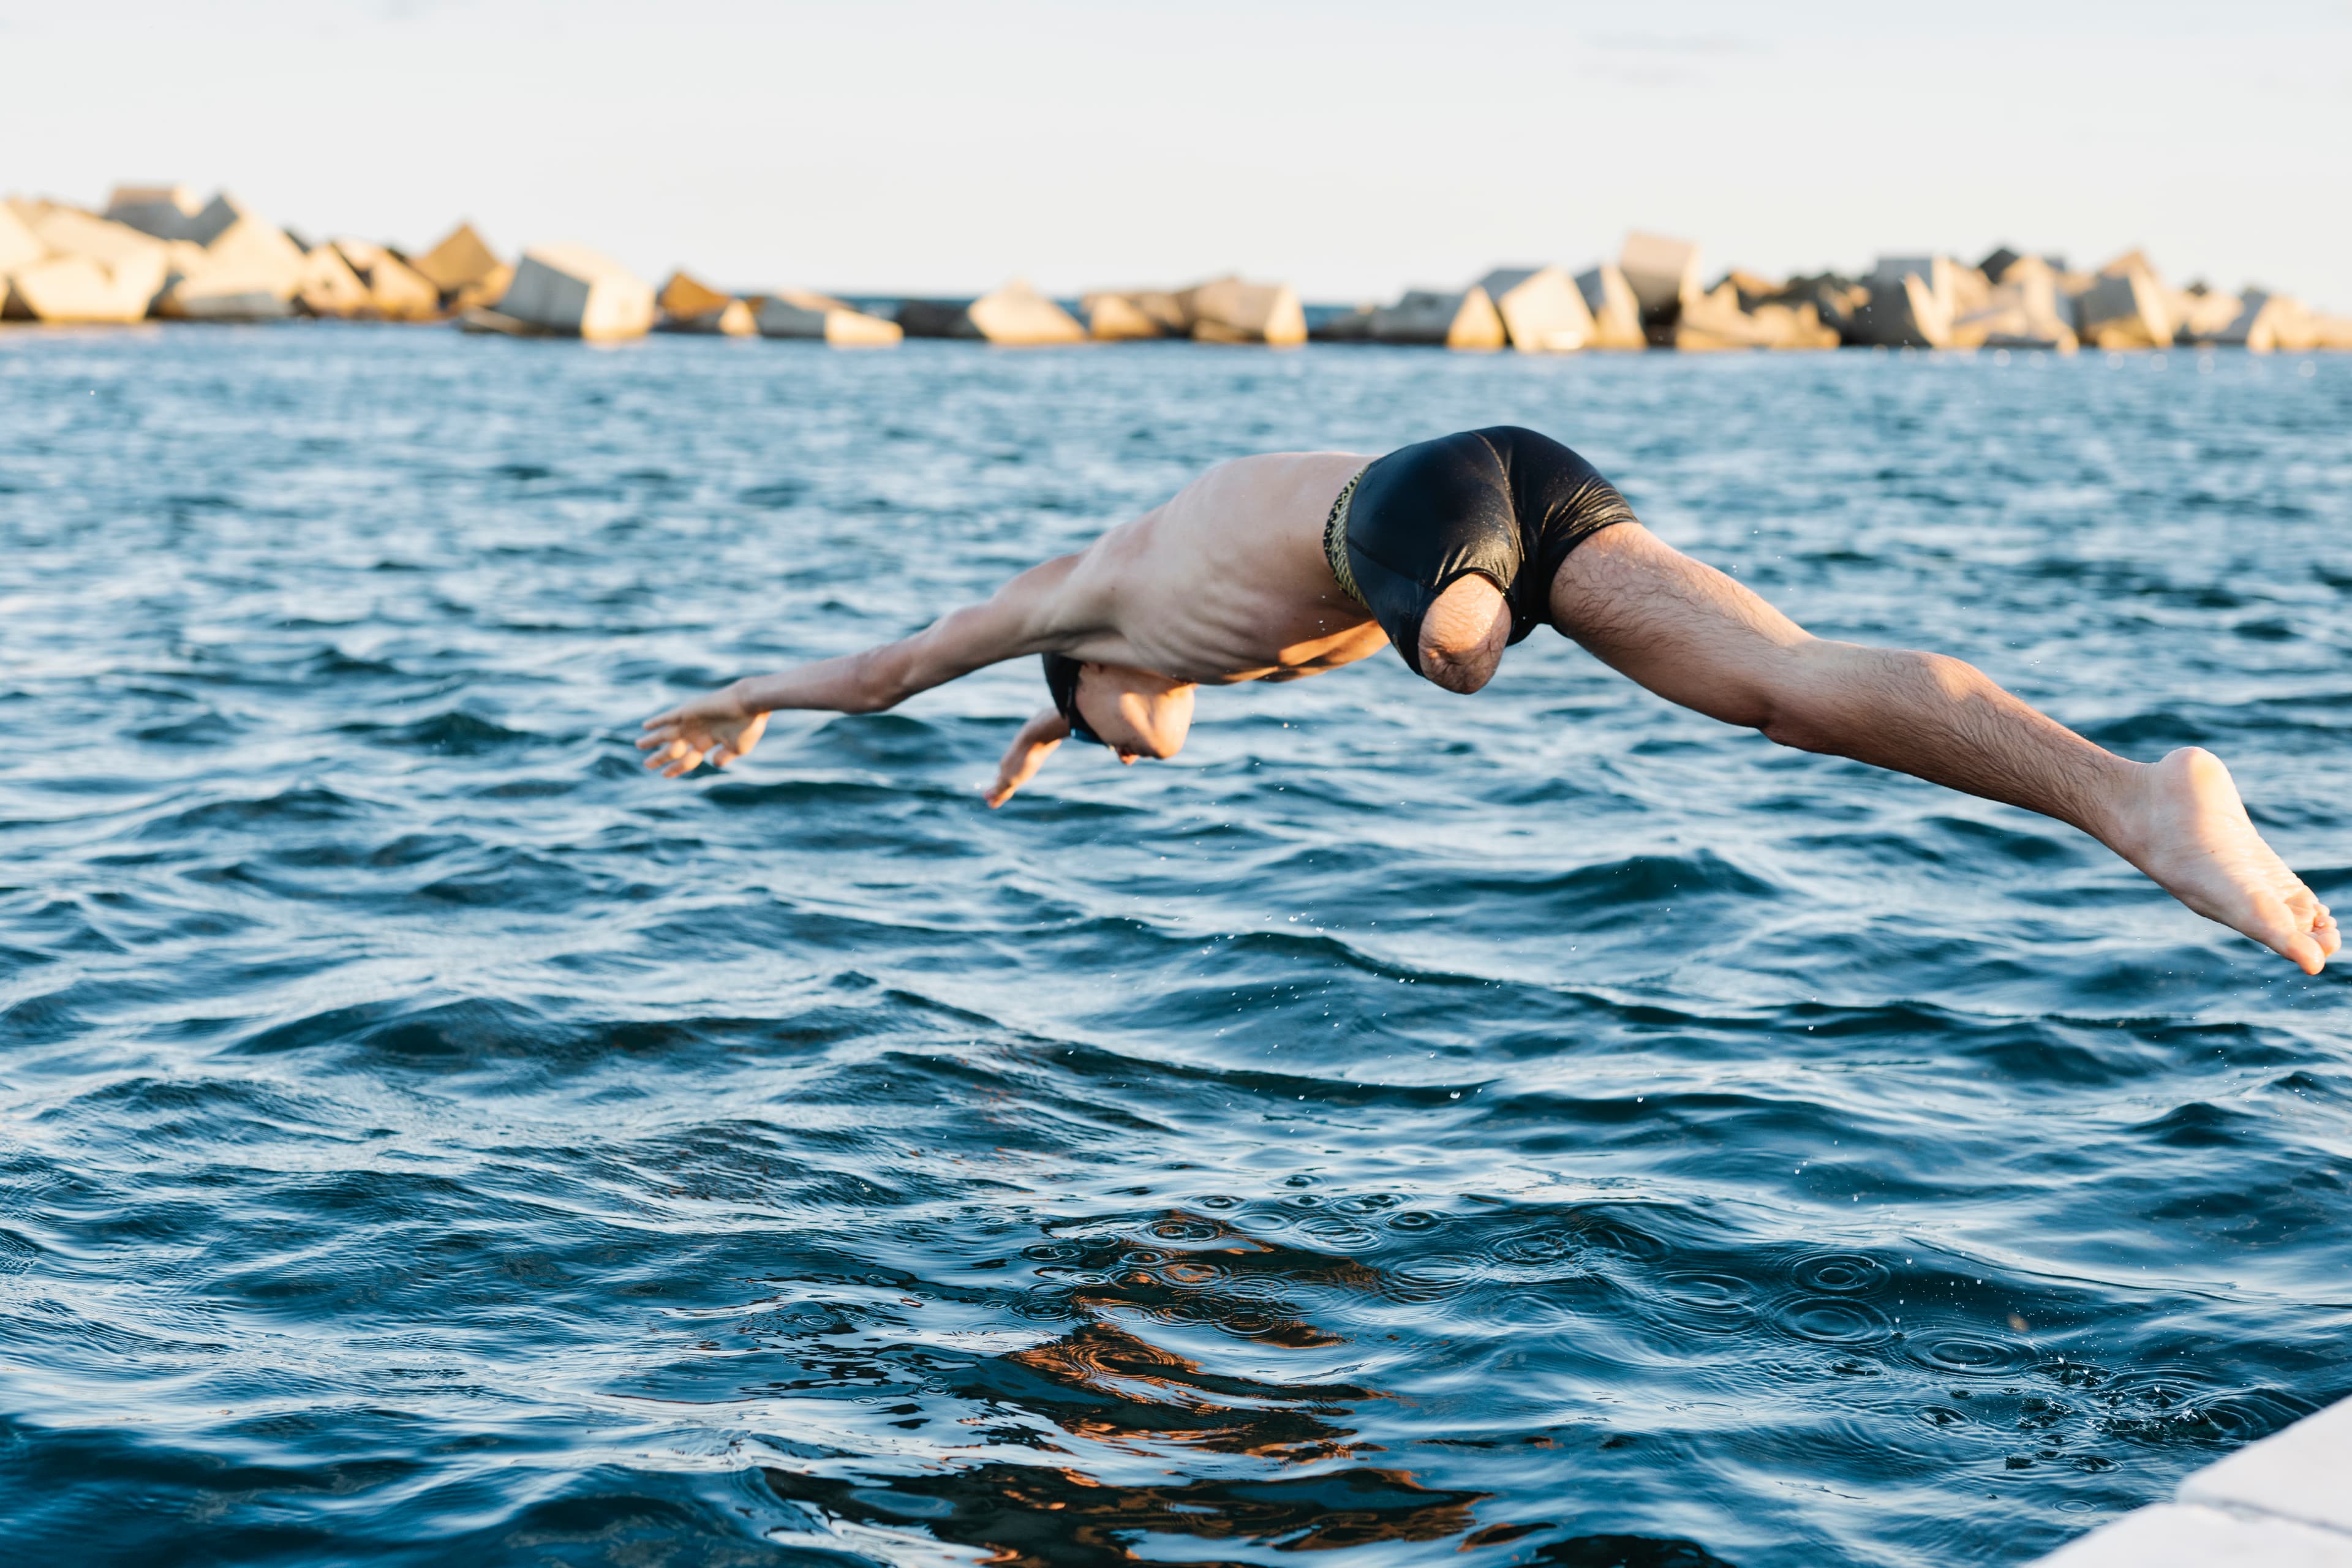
[1041,652,1106,747]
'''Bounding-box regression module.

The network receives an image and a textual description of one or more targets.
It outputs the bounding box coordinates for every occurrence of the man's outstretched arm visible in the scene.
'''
[1551,524,2338,973]
[639,553,1093,777]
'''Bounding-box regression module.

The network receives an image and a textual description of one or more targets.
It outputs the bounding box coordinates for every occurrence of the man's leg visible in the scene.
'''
[1549,524,2339,973]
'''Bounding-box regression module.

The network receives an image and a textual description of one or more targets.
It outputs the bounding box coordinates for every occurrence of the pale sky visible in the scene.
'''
[5,0,2348,306]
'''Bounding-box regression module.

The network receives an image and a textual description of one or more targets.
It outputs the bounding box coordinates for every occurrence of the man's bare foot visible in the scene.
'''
[2111,747,2338,974]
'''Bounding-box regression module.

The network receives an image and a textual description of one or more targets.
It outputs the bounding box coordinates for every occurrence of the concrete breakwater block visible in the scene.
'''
[1080,279,1301,344]
[967,280,1084,345]
[295,243,372,318]
[1178,277,1306,345]
[2183,289,2352,350]
[1672,281,1767,351]
[2170,285,2245,341]
[2200,290,2340,352]
[1746,274,1869,343]
[19,202,170,271]
[490,244,655,340]
[103,183,206,242]
[1308,304,1376,342]
[1618,230,1702,323]
[178,193,252,249]
[655,270,755,335]
[1674,279,1839,350]
[327,238,442,321]
[1476,266,1592,352]
[657,271,729,319]
[1856,256,1972,349]
[1,202,171,323]
[1949,254,2078,352]
[898,280,1084,345]
[1083,288,1192,340]
[4,250,169,324]
[1868,271,1952,348]
[1980,244,2070,285]
[1084,291,1169,340]
[0,203,42,274]
[2075,251,2174,349]
[2075,270,2172,349]
[159,206,309,320]
[1368,286,1506,349]
[2187,288,2288,349]
[103,184,243,247]
[413,223,508,312]
[755,289,901,345]
[1572,263,1646,349]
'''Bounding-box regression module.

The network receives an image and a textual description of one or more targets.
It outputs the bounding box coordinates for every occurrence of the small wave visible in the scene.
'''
[137,786,367,839]
[342,709,554,755]
[2130,1101,2253,1149]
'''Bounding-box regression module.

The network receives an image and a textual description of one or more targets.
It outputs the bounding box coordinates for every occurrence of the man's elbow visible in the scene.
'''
[843,649,913,713]
[1757,701,1837,755]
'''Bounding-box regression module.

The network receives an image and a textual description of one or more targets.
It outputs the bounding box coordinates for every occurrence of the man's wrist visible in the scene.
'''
[727,676,765,715]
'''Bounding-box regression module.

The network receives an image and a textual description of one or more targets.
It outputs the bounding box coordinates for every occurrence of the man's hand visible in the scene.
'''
[986,708,1068,807]
[638,684,769,778]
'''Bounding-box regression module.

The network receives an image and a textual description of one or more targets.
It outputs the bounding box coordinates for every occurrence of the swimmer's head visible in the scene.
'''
[1041,654,1194,763]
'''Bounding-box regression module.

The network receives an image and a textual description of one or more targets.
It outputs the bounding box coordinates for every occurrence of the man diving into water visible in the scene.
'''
[640,426,2339,974]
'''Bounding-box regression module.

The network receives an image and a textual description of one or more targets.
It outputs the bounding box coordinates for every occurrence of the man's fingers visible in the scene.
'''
[636,731,672,752]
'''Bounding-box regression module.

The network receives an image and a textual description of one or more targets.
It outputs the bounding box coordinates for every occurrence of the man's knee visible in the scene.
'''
[1418,575,1510,694]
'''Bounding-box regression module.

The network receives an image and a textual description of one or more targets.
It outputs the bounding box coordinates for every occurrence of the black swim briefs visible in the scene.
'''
[1041,651,1106,746]
[1323,426,1636,674]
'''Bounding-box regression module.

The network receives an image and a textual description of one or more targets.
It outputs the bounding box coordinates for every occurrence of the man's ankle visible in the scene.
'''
[2082,755,2154,867]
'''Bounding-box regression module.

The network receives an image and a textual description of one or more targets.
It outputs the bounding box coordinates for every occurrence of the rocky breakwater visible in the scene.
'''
[5,184,2350,356]
[1310,229,2351,355]
[0,186,522,326]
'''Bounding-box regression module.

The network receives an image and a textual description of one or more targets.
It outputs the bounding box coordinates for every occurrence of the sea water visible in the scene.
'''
[1,328,2346,1567]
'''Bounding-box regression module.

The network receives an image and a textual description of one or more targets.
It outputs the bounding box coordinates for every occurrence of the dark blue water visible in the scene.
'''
[2,327,2347,1567]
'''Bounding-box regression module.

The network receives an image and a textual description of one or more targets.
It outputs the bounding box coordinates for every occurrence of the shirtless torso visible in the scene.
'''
[639,430,2338,976]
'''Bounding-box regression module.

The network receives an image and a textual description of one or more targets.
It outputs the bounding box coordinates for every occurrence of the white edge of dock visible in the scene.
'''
[2031,1394,2352,1564]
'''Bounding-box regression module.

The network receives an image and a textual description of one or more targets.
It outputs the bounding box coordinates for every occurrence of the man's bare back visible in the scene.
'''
[639,429,2338,976]
[1046,451,1382,683]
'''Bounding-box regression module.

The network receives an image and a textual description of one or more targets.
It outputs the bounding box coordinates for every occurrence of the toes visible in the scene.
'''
[2240,892,2321,969]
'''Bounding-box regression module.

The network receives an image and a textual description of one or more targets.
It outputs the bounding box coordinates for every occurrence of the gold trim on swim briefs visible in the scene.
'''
[1322,464,1369,608]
